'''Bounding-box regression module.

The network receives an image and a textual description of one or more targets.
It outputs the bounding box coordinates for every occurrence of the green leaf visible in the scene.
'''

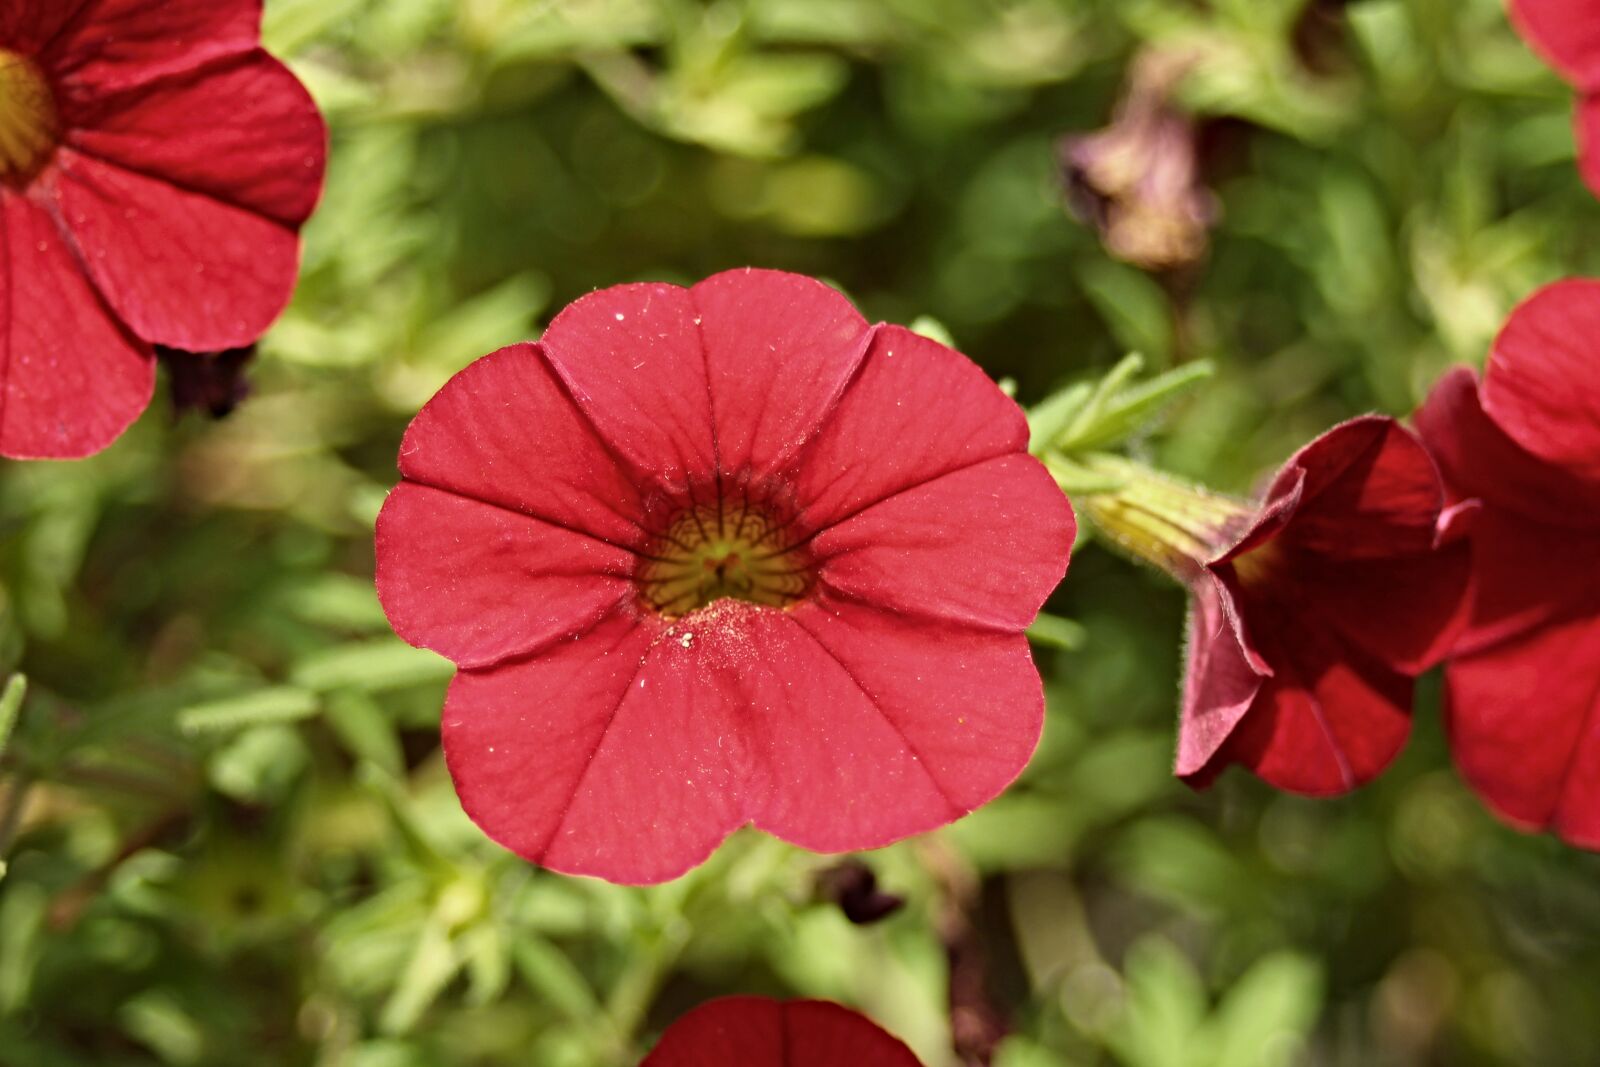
[0,674,25,762]
[177,686,319,736]
[1027,612,1088,651]
[292,639,453,694]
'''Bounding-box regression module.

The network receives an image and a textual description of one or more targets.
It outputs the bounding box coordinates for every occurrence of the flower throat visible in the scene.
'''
[0,49,57,185]
[635,494,813,618]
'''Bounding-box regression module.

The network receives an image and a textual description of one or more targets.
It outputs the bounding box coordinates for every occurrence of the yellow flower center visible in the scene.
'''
[0,49,57,186]
[636,496,813,618]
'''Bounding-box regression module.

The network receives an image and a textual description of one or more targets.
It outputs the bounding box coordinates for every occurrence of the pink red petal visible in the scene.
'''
[1281,538,1473,674]
[40,0,261,94]
[63,54,326,227]
[1217,595,1413,796]
[643,997,923,1067]
[1414,366,1600,526]
[1481,279,1600,484]
[812,454,1074,631]
[394,344,649,549]
[374,483,636,670]
[51,148,304,351]
[0,195,153,458]
[689,268,874,479]
[537,282,717,488]
[1580,94,1600,197]
[1446,612,1600,847]
[775,594,1044,827]
[0,1,92,55]
[790,325,1030,532]
[1258,417,1445,560]
[1452,507,1600,657]
[442,606,755,885]
[1509,0,1600,91]
[1176,572,1268,780]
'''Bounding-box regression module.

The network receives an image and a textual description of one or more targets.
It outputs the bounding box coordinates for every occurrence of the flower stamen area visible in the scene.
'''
[637,494,813,618]
[0,49,57,186]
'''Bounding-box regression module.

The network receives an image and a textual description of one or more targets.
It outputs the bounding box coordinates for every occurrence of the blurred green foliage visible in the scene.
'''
[3,0,1600,1064]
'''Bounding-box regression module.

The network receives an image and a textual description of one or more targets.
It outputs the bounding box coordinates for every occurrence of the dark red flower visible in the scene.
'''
[641,997,923,1067]
[1509,0,1600,196]
[0,0,326,458]
[1083,419,1470,795]
[1415,279,1600,847]
[375,269,1075,884]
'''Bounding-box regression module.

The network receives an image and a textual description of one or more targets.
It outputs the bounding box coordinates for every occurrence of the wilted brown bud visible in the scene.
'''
[157,344,257,419]
[816,860,905,925]
[1059,52,1217,272]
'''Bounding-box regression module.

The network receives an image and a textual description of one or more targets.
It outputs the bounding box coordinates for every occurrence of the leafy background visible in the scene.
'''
[3,0,1600,1064]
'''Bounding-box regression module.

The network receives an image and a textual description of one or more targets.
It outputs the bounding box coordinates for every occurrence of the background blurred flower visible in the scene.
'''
[641,996,923,1066]
[375,268,1075,884]
[0,0,325,459]
[1508,0,1600,196]
[1059,52,1217,273]
[1415,278,1600,847]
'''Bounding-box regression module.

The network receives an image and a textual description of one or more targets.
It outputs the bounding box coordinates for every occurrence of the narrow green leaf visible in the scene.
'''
[177,686,319,736]
[1027,613,1088,651]
[0,675,26,761]
[292,638,453,693]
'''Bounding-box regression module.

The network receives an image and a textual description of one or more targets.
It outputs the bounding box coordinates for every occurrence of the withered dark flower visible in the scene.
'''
[816,860,905,925]
[157,345,256,419]
[1059,52,1217,272]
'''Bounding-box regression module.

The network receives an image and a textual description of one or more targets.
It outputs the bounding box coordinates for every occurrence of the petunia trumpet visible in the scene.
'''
[0,0,326,458]
[1076,417,1472,795]
[375,268,1075,884]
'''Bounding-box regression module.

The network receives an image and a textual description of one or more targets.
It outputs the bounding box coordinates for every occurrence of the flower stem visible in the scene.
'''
[1071,453,1252,583]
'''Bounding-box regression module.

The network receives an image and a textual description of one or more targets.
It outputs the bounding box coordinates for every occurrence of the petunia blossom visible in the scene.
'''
[1414,278,1600,848]
[1081,418,1472,796]
[1508,0,1600,196]
[640,996,923,1067]
[375,268,1075,885]
[0,0,326,458]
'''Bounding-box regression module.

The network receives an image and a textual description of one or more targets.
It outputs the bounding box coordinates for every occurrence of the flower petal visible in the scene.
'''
[763,593,1045,844]
[374,482,636,670]
[394,343,649,549]
[1213,595,1413,796]
[643,997,923,1067]
[1282,538,1473,674]
[1176,572,1268,780]
[442,606,752,885]
[812,454,1074,632]
[0,1,92,56]
[689,268,874,479]
[1257,416,1445,560]
[63,53,326,227]
[51,147,304,350]
[1581,94,1600,198]
[40,0,262,94]
[1414,366,1600,527]
[0,195,153,458]
[1509,0,1600,91]
[1452,508,1600,658]
[790,324,1030,531]
[536,282,716,489]
[1481,278,1600,485]
[1446,612,1600,848]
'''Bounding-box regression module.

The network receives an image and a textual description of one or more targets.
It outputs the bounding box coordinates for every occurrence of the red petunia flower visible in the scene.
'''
[1508,0,1600,196]
[0,0,326,458]
[375,268,1075,885]
[640,996,923,1067]
[1085,418,1471,795]
[1414,279,1600,847]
